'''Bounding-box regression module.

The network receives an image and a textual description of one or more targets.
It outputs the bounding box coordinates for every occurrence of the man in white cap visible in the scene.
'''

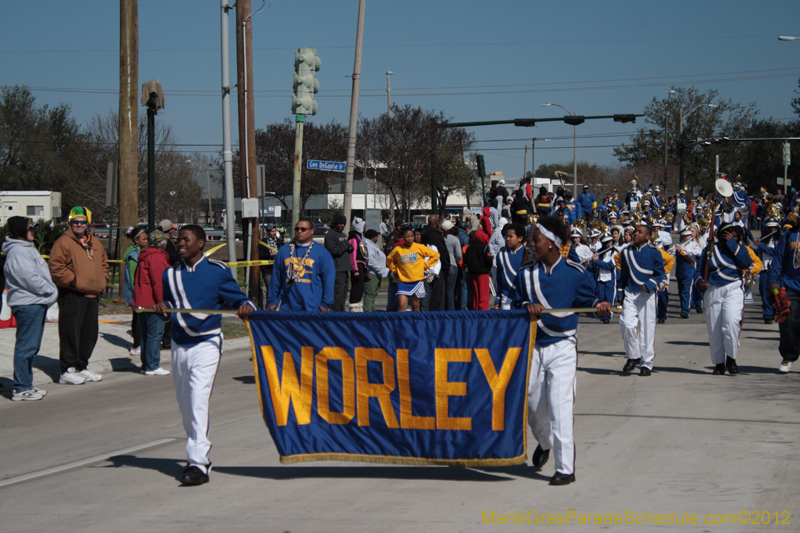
[653,219,672,247]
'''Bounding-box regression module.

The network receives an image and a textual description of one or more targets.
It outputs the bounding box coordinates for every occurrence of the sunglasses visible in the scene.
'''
[71,220,88,226]
[294,227,312,232]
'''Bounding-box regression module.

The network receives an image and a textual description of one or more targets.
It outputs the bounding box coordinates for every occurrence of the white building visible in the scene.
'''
[0,191,62,225]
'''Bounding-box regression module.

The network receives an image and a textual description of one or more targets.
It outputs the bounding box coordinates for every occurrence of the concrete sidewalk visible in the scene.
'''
[0,312,253,394]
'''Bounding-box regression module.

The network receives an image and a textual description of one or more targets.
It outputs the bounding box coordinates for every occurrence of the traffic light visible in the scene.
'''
[476,154,486,177]
[514,118,536,127]
[292,48,321,115]
[563,115,585,126]
[613,114,637,123]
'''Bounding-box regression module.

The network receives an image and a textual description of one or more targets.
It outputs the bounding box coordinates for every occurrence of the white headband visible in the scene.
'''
[536,223,562,247]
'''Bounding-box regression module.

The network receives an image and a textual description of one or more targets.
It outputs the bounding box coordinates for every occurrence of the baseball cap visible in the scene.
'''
[158,219,174,232]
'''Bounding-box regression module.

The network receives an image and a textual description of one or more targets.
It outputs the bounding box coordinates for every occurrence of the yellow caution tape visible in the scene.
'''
[226,259,274,267]
[204,242,228,256]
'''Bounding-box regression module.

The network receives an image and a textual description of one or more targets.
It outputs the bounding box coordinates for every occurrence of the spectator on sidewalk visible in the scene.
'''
[48,207,109,385]
[158,219,179,349]
[363,229,389,312]
[324,214,352,311]
[3,216,58,401]
[133,230,172,376]
[267,218,335,312]
[123,226,148,359]
[258,224,284,308]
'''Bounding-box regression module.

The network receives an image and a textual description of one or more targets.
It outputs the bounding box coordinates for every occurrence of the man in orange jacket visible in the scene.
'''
[48,207,109,385]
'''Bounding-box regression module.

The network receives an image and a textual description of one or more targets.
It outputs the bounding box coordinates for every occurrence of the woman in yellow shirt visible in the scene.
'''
[386,226,440,312]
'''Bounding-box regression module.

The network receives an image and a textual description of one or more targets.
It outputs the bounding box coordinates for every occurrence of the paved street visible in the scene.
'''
[1,283,798,532]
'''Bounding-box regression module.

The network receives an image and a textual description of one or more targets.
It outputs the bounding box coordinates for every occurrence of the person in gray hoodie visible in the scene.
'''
[3,216,58,401]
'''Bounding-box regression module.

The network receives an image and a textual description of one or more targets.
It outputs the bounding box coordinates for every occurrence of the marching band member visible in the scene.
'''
[674,228,702,318]
[651,185,663,210]
[493,223,526,310]
[569,228,594,265]
[594,232,617,324]
[156,225,256,486]
[654,239,675,324]
[674,190,689,233]
[731,181,750,214]
[653,219,673,247]
[512,216,611,485]
[625,179,642,208]
[618,222,665,376]
[767,215,800,373]
[754,218,781,323]
[697,222,753,375]
[732,211,754,242]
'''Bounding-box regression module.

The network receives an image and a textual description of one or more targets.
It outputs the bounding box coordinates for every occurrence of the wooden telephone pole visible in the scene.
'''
[236,0,260,300]
[119,0,139,229]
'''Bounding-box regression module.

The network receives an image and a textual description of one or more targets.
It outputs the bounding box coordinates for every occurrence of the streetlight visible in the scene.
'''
[186,159,215,226]
[677,103,719,190]
[529,137,550,179]
[386,71,393,118]
[542,103,578,196]
[664,90,676,184]
[778,36,799,41]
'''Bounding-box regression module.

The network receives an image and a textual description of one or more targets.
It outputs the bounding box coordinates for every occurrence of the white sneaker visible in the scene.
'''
[59,368,86,385]
[779,360,793,373]
[143,367,170,376]
[32,388,47,397]
[12,389,44,401]
[130,346,141,357]
[77,368,103,382]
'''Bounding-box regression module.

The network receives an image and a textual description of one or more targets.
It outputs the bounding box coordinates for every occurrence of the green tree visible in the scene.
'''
[358,104,475,221]
[248,118,348,214]
[614,87,759,194]
[0,85,94,211]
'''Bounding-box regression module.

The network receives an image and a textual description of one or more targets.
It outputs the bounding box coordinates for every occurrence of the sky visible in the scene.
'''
[2,0,799,183]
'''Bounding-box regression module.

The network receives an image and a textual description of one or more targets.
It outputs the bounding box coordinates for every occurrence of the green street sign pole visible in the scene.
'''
[291,114,305,239]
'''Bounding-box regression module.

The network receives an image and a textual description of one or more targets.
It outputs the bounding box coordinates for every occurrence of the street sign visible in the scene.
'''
[307,159,345,172]
[777,177,792,186]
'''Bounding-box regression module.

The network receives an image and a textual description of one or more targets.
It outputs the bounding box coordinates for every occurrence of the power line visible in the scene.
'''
[0,33,777,54]
[10,67,800,99]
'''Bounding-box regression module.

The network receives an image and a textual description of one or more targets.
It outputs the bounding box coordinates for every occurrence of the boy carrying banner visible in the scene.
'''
[154,225,256,486]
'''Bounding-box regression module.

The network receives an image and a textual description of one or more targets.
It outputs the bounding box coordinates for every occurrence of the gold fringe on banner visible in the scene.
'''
[278,452,528,467]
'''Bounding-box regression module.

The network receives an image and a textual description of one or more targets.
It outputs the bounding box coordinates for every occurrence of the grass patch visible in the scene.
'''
[222,319,250,339]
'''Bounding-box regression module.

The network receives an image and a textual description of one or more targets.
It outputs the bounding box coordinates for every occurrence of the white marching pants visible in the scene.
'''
[704,282,744,365]
[172,336,223,474]
[527,337,577,475]
[620,289,657,369]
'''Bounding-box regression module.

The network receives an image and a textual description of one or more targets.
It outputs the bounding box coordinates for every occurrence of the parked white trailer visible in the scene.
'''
[0,191,62,225]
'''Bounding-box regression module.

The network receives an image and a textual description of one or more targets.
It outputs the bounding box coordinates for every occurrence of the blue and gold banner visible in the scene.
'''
[247,310,533,466]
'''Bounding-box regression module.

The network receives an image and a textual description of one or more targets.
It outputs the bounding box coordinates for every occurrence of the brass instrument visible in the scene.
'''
[664,213,674,224]
[682,213,693,226]
[574,218,587,230]
[527,213,539,227]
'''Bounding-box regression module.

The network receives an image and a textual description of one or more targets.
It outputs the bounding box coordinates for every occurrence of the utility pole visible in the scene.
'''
[386,71,393,117]
[664,90,675,184]
[118,0,138,230]
[523,145,528,180]
[342,0,366,234]
[220,0,237,271]
[236,0,259,300]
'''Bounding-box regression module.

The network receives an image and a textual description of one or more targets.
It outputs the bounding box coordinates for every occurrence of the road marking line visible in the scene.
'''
[0,437,177,488]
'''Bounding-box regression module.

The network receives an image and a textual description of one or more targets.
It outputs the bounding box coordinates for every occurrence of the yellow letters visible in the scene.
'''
[261,346,313,425]
[315,347,355,425]
[474,348,521,431]
[434,349,472,430]
[396,349,435,429]
[355,348,400,428]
